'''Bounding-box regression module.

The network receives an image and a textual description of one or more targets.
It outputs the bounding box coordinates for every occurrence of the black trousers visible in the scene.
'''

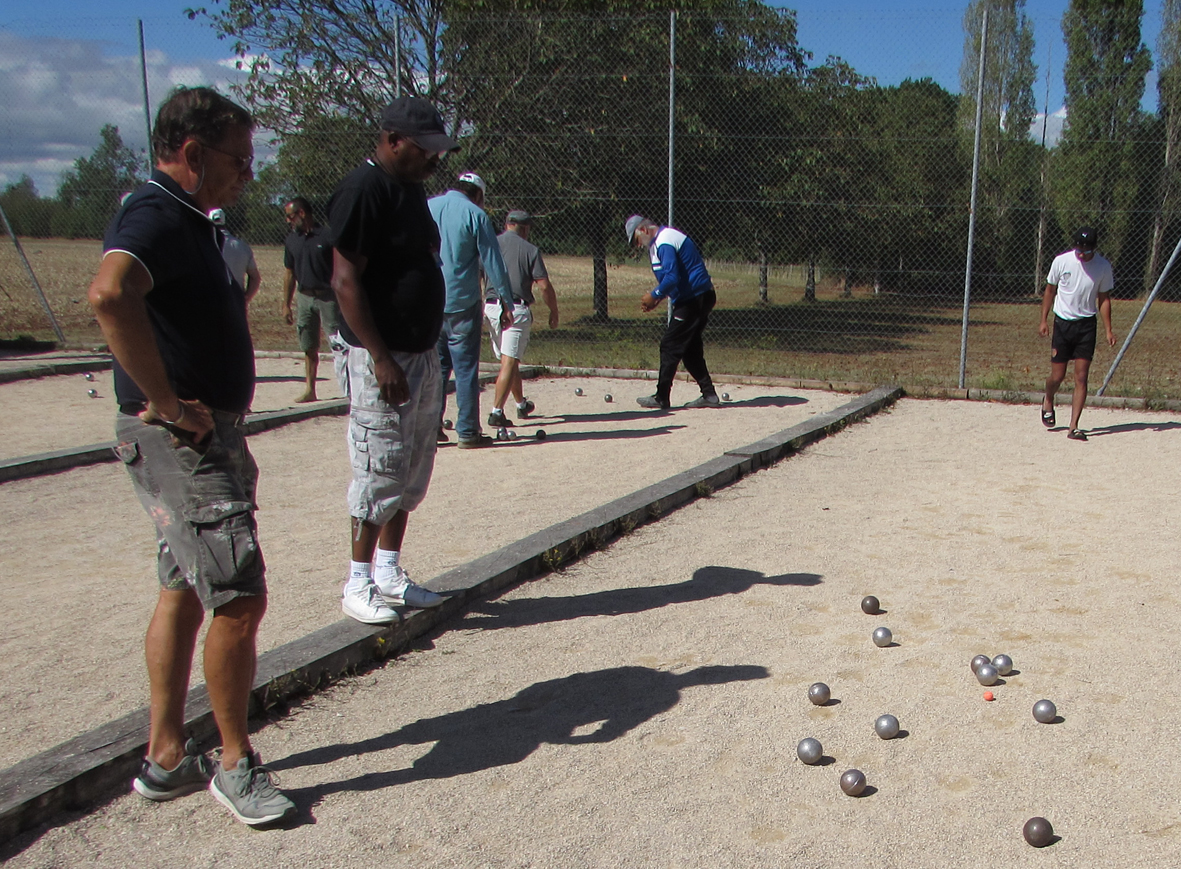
[656,288,716,401]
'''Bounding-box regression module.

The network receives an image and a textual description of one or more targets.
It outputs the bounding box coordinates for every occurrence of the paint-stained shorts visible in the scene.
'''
[337,345,442,526]
[485,301,533,361]
[114,412,267,612]
[1051,314,1097,362]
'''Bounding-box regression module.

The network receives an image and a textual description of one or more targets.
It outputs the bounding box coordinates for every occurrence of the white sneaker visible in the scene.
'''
[376,567,445,609]
[341,581,399,624]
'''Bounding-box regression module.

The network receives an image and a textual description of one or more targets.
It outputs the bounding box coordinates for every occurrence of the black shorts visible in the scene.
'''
[1051,315,1097,363]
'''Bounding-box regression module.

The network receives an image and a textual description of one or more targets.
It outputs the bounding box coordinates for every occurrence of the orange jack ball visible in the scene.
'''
[983,691,995,701]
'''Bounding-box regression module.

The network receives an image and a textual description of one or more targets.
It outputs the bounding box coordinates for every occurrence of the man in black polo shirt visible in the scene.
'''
[282,196,340,403]
[328,97,457,625]
[89,86,294,826]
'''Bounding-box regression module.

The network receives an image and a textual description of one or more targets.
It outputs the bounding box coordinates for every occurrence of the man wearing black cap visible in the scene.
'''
[486,209,559,427]
[327,96,457,625]
[1039,226,1115,441]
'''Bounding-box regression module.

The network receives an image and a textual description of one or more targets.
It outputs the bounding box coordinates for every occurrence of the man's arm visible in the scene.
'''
[1098,291,1116,346]
[332,248,409,405]
[535,277,559,328]
[642,241,681,312]
[87,252,213,438]
[282,268,298,325]
[244,254,261,305]
[1038,283,1056,337]
[475,213,514,325]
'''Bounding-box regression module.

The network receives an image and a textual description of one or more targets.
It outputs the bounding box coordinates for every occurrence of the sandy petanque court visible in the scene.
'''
[3,360,1181,867]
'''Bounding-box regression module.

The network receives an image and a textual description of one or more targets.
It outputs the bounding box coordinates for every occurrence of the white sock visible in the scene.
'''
[374,548,404,586]
[345,560,371,595]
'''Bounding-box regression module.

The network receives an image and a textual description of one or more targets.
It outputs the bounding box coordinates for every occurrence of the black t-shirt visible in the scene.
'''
[326,160,445,353]
[103,170,255,413]
[283,224,334,295]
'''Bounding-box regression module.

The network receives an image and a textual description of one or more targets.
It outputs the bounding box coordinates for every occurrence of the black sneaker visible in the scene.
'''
[458,434,496,449]
[636,395,671,410]
[684,393,721,408]
[488,408,515,428]
[516,399,535,418]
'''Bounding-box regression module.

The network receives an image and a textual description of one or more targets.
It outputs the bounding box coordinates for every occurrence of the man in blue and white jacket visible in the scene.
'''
[626,214,719,410]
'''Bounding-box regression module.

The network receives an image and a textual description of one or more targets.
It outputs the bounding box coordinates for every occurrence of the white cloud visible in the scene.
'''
[0,29,247,195]
[1029,106,1067,148]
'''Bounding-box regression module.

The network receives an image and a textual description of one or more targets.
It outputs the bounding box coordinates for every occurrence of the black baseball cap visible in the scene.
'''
[380,97,459,153]
[1073,226,1098,251]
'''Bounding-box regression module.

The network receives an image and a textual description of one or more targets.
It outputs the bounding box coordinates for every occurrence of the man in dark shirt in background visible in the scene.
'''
[328,97,457,624]
[282,196,341,403]
[88,86,294,826]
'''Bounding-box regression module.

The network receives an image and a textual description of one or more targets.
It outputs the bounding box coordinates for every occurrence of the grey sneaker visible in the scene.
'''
[133,739,214,801]
[684,393,721,408]
[488,408,515,428]
[516,399,535,417]
[383,578,445,609]
[210,753,296,826]
[636,395,671,410]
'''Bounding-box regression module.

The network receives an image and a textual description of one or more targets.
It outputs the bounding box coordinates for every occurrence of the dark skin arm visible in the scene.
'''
[332,247,409,405]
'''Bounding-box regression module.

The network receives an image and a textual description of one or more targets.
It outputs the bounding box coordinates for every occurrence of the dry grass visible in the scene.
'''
[3,238,1179,399]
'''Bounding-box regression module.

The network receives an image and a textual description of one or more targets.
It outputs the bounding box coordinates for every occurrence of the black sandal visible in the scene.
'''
[1067,428,1088,441]
[1041,406,1055,428]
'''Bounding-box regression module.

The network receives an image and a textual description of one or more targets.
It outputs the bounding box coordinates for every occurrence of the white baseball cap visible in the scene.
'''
[457,172,486,193]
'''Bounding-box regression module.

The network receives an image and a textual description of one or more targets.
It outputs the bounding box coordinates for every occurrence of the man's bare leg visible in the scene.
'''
[1043,360,1067,420]
[492,355,520,412]
[204,594,267,768]
[296,349,319,403]
[1069,358,1091,431]
[145,588,204,769]
[351,511,410,564]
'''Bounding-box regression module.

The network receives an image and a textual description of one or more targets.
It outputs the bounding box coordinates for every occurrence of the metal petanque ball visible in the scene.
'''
[1023,816,1054,848]
[874,714,900,740]
[574,387,583,396]
[975,664,999,686]
[840,769,867,796]
[992,654,1013,675]
[84,372,95,381]
[807,682,830,706]
[971,654,991,674]
[496,427,508,441]
[87,389,98,398]
[507,430,518,440]
[443,419,454,430]
[721,392,730,401]
[796,738,823,765]
[1033,699,1057,723]
[861,595,880,614]
[872,626,892,647]
[535,429,547,440]
[604,393,613,402]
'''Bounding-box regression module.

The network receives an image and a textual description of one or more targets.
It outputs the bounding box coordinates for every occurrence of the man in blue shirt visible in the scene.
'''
[625,214,719,410]
[429,172,514,447]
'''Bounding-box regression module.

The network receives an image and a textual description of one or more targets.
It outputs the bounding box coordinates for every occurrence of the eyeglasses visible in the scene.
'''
[202,142,254,173]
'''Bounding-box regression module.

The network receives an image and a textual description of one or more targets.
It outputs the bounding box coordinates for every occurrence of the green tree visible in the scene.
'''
[1148,0,1181,291]
[958,0,1040,297]
[1054,0,1152,287]
[0,176,60,238]
[52,125,146,239]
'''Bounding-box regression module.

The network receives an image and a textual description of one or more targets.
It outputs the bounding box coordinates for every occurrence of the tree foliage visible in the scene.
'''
[54,125,146,238]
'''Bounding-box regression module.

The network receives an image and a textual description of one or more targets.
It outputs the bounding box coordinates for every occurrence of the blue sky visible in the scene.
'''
[0,0,1168,194]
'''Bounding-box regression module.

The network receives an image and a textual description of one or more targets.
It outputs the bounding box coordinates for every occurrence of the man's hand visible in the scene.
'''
[142,398,214,444]
[1038,320,1049,338]
[283,301,294,325]
[499,302,513,330]
[548,309,559,329]
[1107,329,1117,347]
[640,291,659,313]
[374,354,410,406]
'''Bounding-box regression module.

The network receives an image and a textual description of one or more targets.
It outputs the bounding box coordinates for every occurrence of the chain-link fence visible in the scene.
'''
[4,6,1181,400]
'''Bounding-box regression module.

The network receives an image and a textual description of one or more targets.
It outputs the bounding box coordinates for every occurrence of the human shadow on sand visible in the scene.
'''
[275,664,769,798]
[1084,420,1181,437]
[462,566,822,631]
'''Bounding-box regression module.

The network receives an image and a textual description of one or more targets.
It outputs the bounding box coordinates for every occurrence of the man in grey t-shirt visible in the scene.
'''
[486,210,559,427]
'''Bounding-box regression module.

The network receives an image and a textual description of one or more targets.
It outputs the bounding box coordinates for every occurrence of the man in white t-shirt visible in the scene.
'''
[209,208,261,305]
[1038,226,1115,441]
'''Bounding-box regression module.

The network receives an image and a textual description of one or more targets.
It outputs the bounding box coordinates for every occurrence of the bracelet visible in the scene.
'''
[162,403,185,426]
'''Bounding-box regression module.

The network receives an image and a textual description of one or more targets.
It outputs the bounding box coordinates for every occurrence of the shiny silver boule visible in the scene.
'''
[976,664,999,686]
[796,738,823,765]
[84,372,95,381]
[507,430,518,440]
[574,387,583,396]
[971,654,991,674]
[992,654,1013,675]
[861,595,880,614]
[872,626,892,647]
[840,769,867,796]
[807,682,830,706]
[604,393,613,402]
[721,392,731,401]
[443,419,453,429]
[1033,699,1057,723]
[874,713,900,739]
[87,389,98,397]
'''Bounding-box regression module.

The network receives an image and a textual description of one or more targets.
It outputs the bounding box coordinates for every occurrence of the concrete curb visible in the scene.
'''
[0,359,111,384]
[0,386,902,845]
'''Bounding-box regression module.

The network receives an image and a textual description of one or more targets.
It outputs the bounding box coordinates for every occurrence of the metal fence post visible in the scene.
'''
[959,5,988,390]
[0,202,67,345]
[138,20,153,170]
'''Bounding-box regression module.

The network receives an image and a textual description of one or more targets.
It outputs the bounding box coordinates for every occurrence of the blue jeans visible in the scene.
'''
[437,304,484,440]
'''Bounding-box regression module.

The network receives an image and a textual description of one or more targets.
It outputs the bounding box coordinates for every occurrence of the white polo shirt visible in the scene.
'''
[1046,249,1113,320]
